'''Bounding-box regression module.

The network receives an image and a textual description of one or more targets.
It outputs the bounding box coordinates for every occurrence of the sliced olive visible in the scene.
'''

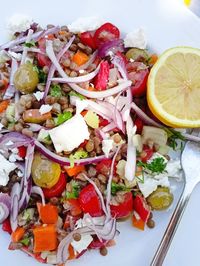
[14,63,39,94]
[125,48,149,62]
[147,187,173,210]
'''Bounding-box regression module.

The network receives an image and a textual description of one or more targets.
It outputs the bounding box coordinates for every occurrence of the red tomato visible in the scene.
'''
[79,184,103,217]
[132,195,150,222]
[79,139,88,148]
[96,158,112,174]
[99,117,109,127]
[2,218,12,234]
[18,146,27,158]
[127,62,149,97]
[67,199,82,216]
[93,61,110,90]
[89,237,106,249]
[110,192,133,218]
[94,22,120,47]
[141,145,154,162]
[43,172,67,199]
[37,38,51,67]
[80,31,96,49]
[134,117,144,134]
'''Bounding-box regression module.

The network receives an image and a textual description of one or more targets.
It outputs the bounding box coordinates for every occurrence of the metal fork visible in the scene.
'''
[151,129,200,266]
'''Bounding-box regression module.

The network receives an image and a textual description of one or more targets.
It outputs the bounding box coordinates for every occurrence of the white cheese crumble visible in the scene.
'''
[0,50,10,64]
[7,14,33,35]
[0,123,4,130]
[8,51,22,61]
[39,104,52,115]
[71,234,93,253]
[68,16,104,33]
[102,139,113,157]
[0,154,17,186]
[116,159,126,178]
[124,28,147,49]
[5,141,14,146]
[34,91,44,101]
[166,159,182,179]
[49,114,90,153]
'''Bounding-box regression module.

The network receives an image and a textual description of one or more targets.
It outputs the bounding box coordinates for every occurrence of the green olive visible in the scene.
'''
[147,187,173,210]
[125,48,149,62]
[14,63,39,94]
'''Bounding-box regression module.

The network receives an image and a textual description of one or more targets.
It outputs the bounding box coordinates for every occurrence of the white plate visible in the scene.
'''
[1,0,200,265]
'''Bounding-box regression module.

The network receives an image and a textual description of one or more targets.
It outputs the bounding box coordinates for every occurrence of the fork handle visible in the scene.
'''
[151,182,195,266]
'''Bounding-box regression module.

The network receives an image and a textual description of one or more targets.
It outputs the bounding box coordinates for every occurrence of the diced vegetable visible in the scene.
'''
[93,61,110,90]
[140,145,154,162]
[132,213,145,231]
[37,203,58,224]
[64,165,85,177]
[0,100,9,113]
[84,110,99,129]
[68,244,76,260]
[69,149,88,168]
[111,182,130,195]
[65,199,82,216]
[6,103,15,122]
[20,237,30,246]
[132,134,143,152]
[23,109,52,124]
[141,126,168,147]
[146,187,173,210]
[110,192,133,219]
[33,224,57,253]
[72,51,89,66]
[80,31,96,50]
[11,227,25,243]
[66,181,80,199]
[132,195,150,222]
[94,22,120,47]
[54,111,72,126]
[50,84,62,97]
[18,146,27,158]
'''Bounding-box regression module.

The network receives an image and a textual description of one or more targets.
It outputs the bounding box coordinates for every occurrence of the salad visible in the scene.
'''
[0,15,194,265]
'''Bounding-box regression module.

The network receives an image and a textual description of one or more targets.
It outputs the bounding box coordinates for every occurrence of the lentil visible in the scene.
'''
[85,140,94,152]
[147,219,155,229]
[73,233,81,242]
[22,128,33,137]
[100,247,108,256]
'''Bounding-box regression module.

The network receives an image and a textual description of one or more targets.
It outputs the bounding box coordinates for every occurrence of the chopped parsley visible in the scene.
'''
[69,91,86,100]
[33,65,47,84]
[137,157,167,174]
[24,40,36,48]
[164,128,185,151]
[69,149,88,167]
[54,111,72,126]
[111,182,130,195]
[50,84,62,97]
[66,181,80,199]
[20,237,30,246]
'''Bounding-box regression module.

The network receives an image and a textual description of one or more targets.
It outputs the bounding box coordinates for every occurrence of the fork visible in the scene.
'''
[151,129,200,266]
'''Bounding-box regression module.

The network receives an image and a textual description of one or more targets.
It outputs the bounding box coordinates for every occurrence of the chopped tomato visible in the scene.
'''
[134,117,144,134]
[66,199,82,216]
[79,139,88,148]
[96,158,112,174]
[89,237,106,249]
[94,22,120,47]
[37,38,51,67]
[141,145,154,162]
[2,218,12,234]
[93,61,110,90]
[127,62,149,97]
[42,172,67,199]
[132,213,145,231]
[99,117,109,127]
[132,195,150,222]
[110,192,133,218]
[80,31,96,49]
[18,146,27,158]
[79,184,103,217]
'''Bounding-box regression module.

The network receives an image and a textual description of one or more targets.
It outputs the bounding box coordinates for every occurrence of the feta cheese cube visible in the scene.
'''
[124,28,147,49]
[49,114,90,152]
[0,154,17,186]
[102,139,113,157]
[7,14,33,35]
[39,104,52,115]
[71,234,93,253]
[68,16,104,33]
[33,91,44,102]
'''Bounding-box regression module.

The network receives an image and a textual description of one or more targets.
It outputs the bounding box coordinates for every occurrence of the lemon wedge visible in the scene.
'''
[147,47,200,128]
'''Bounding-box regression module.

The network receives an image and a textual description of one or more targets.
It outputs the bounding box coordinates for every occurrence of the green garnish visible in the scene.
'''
[69,149,88,167]
[24,41,36,48]
[54,112,72,126]
[50,84,62,97]
[66,181,80,199]
[111,182,130,195]
[164,128,185,151]
[69,91,86,100]
[33,65,47,84]
[137,157,167,174]
[20,237,30,246]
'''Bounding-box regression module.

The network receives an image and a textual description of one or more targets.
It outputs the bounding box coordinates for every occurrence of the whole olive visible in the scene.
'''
[147,187,173,210]
[14,63,39,94]
[125,48,149,62]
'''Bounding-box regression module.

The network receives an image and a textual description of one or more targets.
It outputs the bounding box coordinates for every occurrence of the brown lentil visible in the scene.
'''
[61,26,69,31]
[113,133,122,144]
[116,192,125,204]
[97,174,107,184]
[70,61,77,70]
[100,247,108,256]
[62,84,71,93]
[37,84,45,91]
[89,151,96,157]
[76,173,87,181]
[1,117,8,127]
[77,42,86,50]
[73,233,81,242]
[115,153,122,162]
[14,123,23,132]
[61,58,71,67]
[58,96,68,105]
[52,103,61,114]
[91,177,101,188]
[25,101,32,109]
[147,219,155,229]
[43,66,49,74]
[88,166,97,177]
[32,100,42,109]
[45,119,55,128]
[85,140,94,152]
[70,44,78,52]
[84,46,93,55]
[50,197,59,205]
[69,71,78,77]
[22,128,33,137]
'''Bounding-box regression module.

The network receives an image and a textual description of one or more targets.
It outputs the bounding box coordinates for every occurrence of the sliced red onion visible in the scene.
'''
[35,139,114,166]
[10,182,21,231]
[31,186,45,205]
[111,54,128,80]
[51,64,100,84]
[0,26,60,51]
[101,121,116,133]
[98,39,124,58]
[76,50,98,71]
[106,146,121,216]
[15,90,20,121]
[21,29,34,65]
[82,173,107,216]
[95,128,108,140]
[181,133,199,142]
[26,123,43,132]
[125,116,136,181]
[43,35,75,99]
[0,193,11,223]
[130,102,162,127]
[11,46,45,54]
[3,58,18,100]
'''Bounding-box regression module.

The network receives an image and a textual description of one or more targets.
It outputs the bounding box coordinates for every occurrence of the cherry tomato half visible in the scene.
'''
[42,172,67,199]
[2,218,12,234]
[134,117,144,134]
[132,195,150,222]
[18,146,27,158]
[94,22,120,47]
[93,61,110,90]
[79,184,103,217]
[141,145,154,162]
[110,192,133,219]
[80,31,96,50]
[37,38,51,68]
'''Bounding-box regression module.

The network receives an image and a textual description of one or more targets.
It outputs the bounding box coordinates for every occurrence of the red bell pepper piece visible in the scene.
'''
[80,31,96,50]
[94,22,120,47]
[43,172,67,199]
[110,192,133,219]
[93,61,110,90]
[132,195,150,222]
[141,145,154,162]
[18,146,27,159]
[2,218,12,234]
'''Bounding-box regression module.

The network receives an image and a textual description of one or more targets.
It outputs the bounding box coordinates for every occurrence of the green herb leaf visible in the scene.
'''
[24,41,36,48]
[69,149,88,167]
[66,181,80,199]
[137,157,167,174]
[164,127,185,151]
[33,65,47,84]
[69,91,86,100]
[111,182,130,195]
[54,112,72,126]
[20,237,30,246]
[50,84,62,97]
